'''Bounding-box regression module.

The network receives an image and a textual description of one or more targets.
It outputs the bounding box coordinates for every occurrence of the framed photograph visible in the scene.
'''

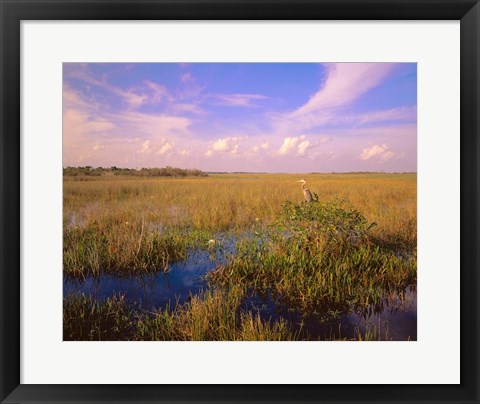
[1,0,478,403]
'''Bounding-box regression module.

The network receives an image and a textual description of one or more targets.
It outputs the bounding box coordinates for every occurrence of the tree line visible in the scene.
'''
[63,166,208,177]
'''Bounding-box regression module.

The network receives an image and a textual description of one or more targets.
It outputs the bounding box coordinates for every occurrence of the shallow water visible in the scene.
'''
[64,236,416,340]
[241,287,416,340]
[64,243,232,310]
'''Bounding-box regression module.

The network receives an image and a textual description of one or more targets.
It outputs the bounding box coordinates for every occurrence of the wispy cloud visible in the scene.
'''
[173,103,204,114]
[63,84,192,166]
[63,63,416,172]
[143,80,171,103]
[67,64,174,109]
[210,93,268,107]
[272,63,400,135]
[181,73,194,83]
[352,106,417,127]
[290,63,395,116]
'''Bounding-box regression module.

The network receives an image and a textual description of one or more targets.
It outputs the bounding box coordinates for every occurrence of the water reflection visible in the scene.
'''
[64,243,231,310]
[64,236,416,340]
[241,287,416,340]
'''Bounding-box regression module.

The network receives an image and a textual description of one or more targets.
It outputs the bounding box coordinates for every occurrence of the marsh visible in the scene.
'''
[63,173,416,341]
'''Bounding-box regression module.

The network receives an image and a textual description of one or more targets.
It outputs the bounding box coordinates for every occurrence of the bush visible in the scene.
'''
[276,200,377,245]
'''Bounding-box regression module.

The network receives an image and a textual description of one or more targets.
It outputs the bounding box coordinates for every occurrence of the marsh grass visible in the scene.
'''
[353,319,392,341]
[63,293,134,341]
[209,200,416,319]
[63,290,394,341]
[64,224,210,278]
[63,173,416,340]
[136,287,297,341]
[320,320,392,341]
[64,288,297,341]
[64,173,416,277]
[64,173,416,241]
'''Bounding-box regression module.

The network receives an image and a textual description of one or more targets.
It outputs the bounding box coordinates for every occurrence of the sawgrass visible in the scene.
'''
[63,289,395,341]
[64,173,416,241]
[208,200,416,318]
[63,173,416,340]
[64,288,297,341]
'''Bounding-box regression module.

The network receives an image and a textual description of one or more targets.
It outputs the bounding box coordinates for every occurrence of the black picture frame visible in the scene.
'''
[1,0,479,403]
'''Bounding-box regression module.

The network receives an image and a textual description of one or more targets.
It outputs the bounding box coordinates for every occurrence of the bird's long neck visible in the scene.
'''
[302,182,307,190]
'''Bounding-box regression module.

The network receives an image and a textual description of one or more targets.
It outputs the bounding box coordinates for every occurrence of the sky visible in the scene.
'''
[63,63,417,173]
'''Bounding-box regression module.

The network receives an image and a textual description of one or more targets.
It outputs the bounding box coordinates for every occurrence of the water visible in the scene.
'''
[241,287,416,340]
[64,244,231,310]
[64,237,417,340]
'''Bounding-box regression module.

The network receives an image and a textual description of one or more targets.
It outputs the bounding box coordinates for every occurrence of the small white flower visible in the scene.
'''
[208,239,216,248]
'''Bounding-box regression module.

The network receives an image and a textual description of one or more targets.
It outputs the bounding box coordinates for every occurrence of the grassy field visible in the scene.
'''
[63,173,417,341]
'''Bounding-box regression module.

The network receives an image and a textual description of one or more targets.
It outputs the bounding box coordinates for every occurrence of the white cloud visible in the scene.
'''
[359,144,388,160]
[380,150,396,162]
[138,140,151,154]
[212,139,230,152]
[63,82,195,168]
[156,140,174,155]
[277,135,328,157]
[278,135,306,155]
[206,136,244,157]
[358,144,402,162]
[241,141,274,158]
[297,140,310,156]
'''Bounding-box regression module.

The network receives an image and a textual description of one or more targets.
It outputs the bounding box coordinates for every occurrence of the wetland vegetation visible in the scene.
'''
[63,172,417,341]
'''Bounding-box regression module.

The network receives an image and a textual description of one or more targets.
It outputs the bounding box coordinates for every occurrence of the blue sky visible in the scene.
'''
[63,63,417,172]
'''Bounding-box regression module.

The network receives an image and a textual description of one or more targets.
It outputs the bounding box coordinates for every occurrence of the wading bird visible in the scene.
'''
[297,179,313,202]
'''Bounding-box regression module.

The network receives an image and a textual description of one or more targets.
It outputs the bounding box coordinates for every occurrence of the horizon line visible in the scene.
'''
[63,165,417,175]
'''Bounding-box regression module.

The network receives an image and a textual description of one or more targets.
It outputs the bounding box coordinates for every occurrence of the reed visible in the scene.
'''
[63,173,416,340]
[63,293,134,341]
[209,200,416,318]
[64,289,297,341]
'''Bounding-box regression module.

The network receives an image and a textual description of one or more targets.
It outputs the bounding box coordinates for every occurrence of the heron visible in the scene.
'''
[297,179,313,202]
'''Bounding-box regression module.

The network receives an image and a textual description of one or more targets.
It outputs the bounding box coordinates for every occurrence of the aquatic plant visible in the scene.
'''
[209,200,416,319]
[63,173,417,340]
[63,293,134,341]
[64,224,212,278]
[64,289,297,341]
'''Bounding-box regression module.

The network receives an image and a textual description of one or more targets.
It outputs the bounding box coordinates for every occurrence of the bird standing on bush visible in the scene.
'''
[297,179,313,202]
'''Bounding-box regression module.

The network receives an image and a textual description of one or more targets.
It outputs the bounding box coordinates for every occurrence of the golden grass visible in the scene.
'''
[63,173,416,340]
[64,172,416,242]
